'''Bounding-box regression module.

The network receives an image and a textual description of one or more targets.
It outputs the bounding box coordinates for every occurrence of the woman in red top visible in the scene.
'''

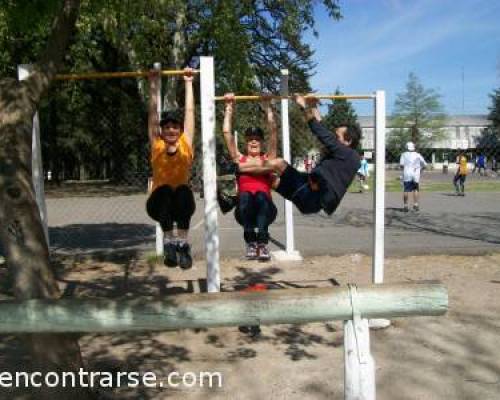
[222,93,278,261]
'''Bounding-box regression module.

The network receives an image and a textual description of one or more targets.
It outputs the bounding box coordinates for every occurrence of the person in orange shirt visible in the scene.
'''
[146,68,196,269]
[453,150,468,196]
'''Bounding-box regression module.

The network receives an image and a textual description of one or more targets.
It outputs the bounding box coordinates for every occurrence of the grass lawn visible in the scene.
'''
[349,175,500,193]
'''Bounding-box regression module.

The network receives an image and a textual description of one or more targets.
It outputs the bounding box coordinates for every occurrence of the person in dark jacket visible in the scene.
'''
[266,95,361,215]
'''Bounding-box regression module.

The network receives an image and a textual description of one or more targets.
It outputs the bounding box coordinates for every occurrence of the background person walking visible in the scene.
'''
[399,141,427,212]
[453,150,468,196]
[356,154,369,192]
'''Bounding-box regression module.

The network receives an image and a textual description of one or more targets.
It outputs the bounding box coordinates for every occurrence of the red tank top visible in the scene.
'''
[237,155,273,197]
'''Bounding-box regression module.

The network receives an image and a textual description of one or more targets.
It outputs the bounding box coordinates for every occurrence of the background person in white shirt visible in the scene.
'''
[399,141,427,212]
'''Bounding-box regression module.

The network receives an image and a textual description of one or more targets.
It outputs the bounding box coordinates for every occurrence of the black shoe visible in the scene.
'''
[177,242,193,270]
[238,325,261,337]
[164,242,178,267]
[257,244,271,262]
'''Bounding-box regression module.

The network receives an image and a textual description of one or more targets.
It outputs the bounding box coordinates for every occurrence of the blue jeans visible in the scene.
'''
[235,191,277,244]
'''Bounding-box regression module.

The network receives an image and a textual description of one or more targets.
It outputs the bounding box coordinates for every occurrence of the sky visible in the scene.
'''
[305,0,500,116]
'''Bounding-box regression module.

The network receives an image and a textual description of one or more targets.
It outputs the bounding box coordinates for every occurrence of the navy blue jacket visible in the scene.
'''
[309,120,360,214]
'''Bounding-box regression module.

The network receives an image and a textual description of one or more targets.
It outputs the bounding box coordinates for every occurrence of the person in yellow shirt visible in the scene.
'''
[453,151,468,196]
[146,68,196,269]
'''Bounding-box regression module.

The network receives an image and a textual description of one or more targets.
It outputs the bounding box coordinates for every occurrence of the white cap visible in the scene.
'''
[406,141,415,151]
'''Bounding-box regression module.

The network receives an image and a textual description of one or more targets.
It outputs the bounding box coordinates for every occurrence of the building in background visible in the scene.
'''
[359,115,491,169]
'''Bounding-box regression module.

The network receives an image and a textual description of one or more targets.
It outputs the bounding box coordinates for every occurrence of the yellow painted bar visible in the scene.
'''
[55,69,200,81]
[214,93,375,101]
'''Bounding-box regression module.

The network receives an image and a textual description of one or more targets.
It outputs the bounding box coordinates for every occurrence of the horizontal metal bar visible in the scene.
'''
[214,94,375,101]
[55,69,200,81]
[0,282,447,333]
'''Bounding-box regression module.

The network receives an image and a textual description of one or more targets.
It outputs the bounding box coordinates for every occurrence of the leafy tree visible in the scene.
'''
[0,3,347,397]
[487,87,500,129]
[0,1,94,398]
[2,1,344,183]
[323,88,359,131]
[389,72,447,152]
[475,88,500,158]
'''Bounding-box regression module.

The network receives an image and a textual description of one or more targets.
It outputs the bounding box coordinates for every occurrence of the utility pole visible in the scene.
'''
[461,66,465,113]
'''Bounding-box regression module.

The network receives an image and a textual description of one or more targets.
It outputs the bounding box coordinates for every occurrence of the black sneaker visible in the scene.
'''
[238,325,261,338]
[257,244,271,261]
[245,242,258,260]
[413,204,419,212]
[177,242,193,270]
[164,242,178,267]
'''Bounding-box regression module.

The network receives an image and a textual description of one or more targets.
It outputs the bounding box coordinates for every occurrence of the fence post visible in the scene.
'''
[153,62,164,257]
[17,65,49,247]
[200,56,220,292]
[272,69,302,261]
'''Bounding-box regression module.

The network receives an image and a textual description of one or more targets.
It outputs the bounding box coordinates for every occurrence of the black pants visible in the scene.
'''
[146,185,195,231]
[453,174,466,192]
[235,191,277,244]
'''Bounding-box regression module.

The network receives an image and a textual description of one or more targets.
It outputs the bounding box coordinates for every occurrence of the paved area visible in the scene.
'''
[44,189,500,259]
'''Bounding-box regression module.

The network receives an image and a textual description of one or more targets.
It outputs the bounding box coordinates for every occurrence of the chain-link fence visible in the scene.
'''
[34,68,499,260]
[39,74,205,255]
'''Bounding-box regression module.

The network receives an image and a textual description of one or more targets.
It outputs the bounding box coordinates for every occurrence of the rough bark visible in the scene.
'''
[0,0,94,398]
[164,3,187,110]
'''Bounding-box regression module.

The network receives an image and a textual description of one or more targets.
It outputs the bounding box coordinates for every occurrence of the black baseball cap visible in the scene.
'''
[160,110,182,126]
[244,127,265,139]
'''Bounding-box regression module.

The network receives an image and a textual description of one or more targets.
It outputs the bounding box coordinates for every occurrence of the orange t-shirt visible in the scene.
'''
[457,155,468,176]
[151,134,193,191]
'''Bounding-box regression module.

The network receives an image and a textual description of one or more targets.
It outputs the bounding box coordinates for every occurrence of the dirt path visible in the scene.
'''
[1,253,497,399]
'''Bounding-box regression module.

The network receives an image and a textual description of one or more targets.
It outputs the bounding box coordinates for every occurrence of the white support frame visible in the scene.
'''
[344,284,376,400]
[200,56,220,292]
[153,62,165,257]
[271,70,302,262]
[372,90,386,285]
[17,65,49,247]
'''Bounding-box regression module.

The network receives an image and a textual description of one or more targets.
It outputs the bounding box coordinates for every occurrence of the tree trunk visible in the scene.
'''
[164,3,187,109]
[411,124,419,146]
[0,1,94,398]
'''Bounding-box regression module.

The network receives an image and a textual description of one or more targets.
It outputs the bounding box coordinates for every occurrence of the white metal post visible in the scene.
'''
[153,62,164,257]
[200,56,220,292]
[344,318,376,400]
[344,284,376,400]
[17,65,49,247]
[372,90,385,284]
[272,69,302,261]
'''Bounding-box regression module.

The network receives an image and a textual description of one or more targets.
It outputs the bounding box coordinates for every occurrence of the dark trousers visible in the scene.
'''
[146,185,195,231]
[235,191,277,244]
[453,174,466,192]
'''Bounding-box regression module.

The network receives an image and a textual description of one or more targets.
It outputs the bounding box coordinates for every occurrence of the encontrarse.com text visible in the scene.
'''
[0,369,223,389]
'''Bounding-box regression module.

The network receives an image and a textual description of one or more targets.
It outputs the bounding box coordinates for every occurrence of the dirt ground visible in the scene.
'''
[1,252,499,399]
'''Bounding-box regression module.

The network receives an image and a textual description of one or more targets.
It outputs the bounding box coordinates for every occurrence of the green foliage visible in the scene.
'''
[322,88,359,130]
[475,88,500,157]
[389,72,447,151]
[0,0,344,182]
[487,87,500,129]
